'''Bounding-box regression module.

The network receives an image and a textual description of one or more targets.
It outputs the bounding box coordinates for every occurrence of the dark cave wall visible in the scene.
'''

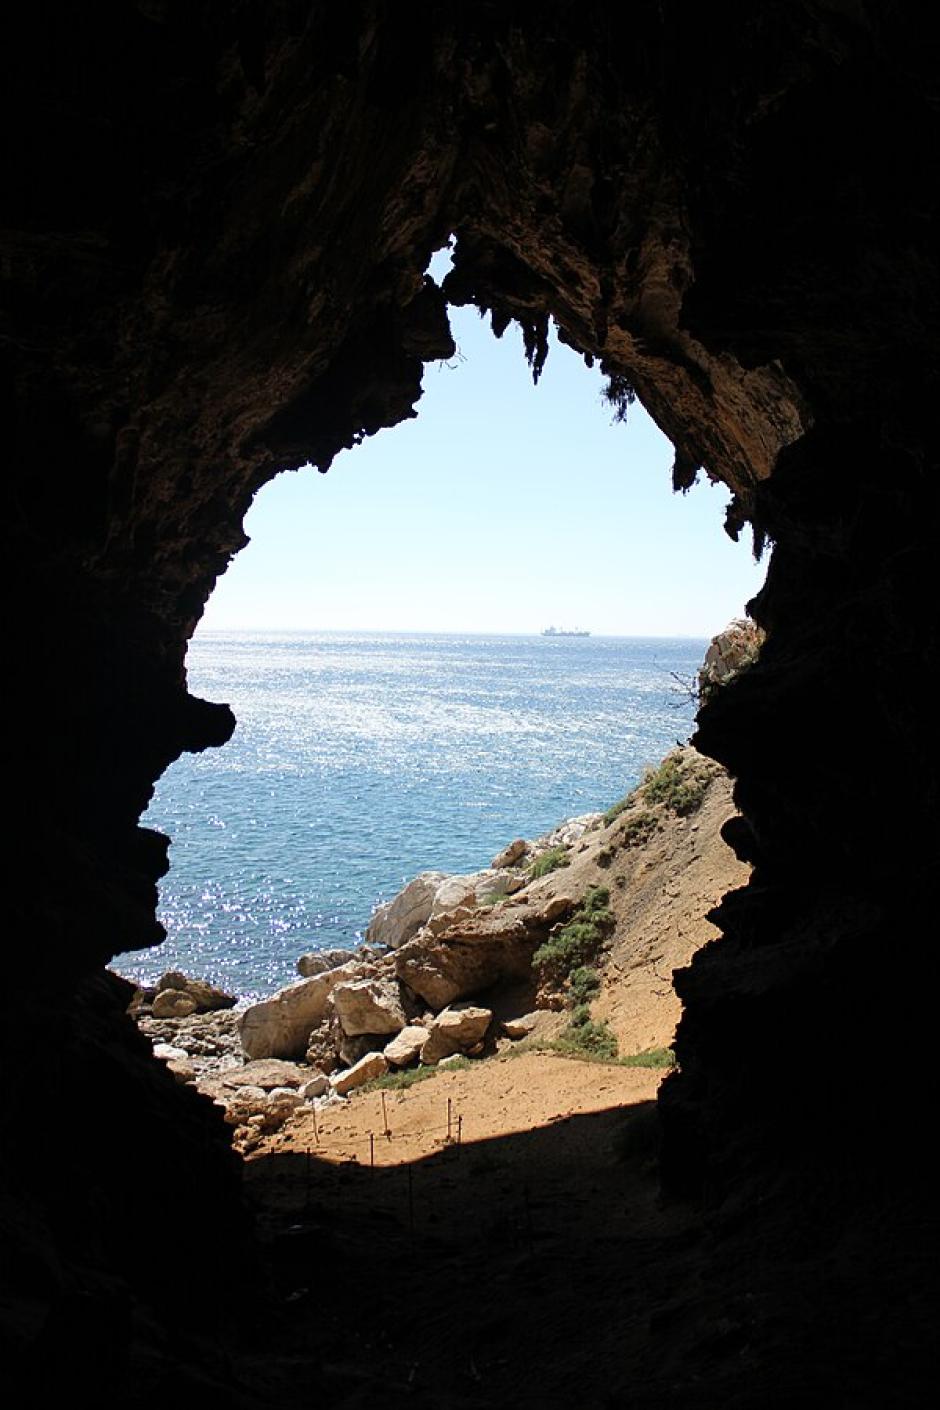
[2,0,938,1386]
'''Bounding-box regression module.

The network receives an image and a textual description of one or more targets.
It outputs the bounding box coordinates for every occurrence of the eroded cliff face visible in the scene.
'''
[3,1,937,1399]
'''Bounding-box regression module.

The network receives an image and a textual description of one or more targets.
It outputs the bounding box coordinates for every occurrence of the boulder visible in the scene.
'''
[305,1019,341,1073]
[331,976,407,1037]
[429,873,481,917]
[383,1025,430,1067]
[474,870,515,905]
[366,871,448,949]
[155,971,236,1011]
[301,1073,330,1099]
[152,1043,189,1062]
[238,964,359,1059]
[330,1052,388,1096]
[152,989,197,1019]
[421,1004,493,1065]
[395,914,537,1009]
[296,947,358,977]
[223,1059,308,1090]
[501,1013,538,1039]
[541,814,602,847]
[491,838,527,869]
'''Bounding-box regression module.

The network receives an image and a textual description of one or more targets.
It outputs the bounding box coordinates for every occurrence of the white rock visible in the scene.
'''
[421,1004,493,1064]
[267,1087,304,1109]
[439,1053,467,1068]
[501,1013,538,1039]
[366,872,448,949]
[153,1043,189,1062]
[330,1051,389,1096]
[430,873,481,917]
[383,1025,430,1067]
[541,814,603,847]
[473,870,515,905]
[237,964,359,1060]
[300,1074,330,1099]
[331,976,407,1037]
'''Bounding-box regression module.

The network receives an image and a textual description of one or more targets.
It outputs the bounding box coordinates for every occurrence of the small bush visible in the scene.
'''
[532,887,613,985]
[527,845,570,880]
[553,1016,619,1061]
[617,1047,675,1069]
[619,809,658,846]
[642,755,709,816]
[568,966,600,1005]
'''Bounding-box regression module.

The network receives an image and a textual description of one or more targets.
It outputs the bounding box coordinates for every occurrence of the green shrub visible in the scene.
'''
[553,1016,619,1061]
[532,887,613,984]
[567,966,600,1005]
[642,755,709,816]
[527,845,570,880]
[619,809,658,846]
[617,1047,675,1069]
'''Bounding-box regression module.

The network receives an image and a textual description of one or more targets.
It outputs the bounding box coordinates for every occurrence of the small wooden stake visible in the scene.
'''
[370,1131,375,1169]
[457,1113,462,1149]
[381,1091,390,1139]
[312,1104,319,1145]
[447,1097,452,1142]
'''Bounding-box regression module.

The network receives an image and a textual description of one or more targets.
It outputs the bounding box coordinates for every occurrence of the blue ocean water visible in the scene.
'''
[115,632,705,999]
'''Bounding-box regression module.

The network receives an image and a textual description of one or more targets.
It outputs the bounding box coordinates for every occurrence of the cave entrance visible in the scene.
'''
[116,249,764,1048]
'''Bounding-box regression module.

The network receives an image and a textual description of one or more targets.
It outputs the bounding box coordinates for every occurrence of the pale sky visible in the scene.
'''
[201,257,765,637]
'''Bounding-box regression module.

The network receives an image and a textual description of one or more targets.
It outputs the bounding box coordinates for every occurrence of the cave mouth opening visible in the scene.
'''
[114,251,766,1076]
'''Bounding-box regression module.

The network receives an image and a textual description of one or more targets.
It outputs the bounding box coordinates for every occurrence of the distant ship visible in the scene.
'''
[542,626,590,637]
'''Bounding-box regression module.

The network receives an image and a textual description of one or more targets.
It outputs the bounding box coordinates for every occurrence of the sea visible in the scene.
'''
[114,631,706,1000]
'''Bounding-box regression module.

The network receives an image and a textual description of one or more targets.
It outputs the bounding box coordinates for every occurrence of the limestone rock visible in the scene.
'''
[698,618,764,702]
[366,871,448,949]
[473,870,515,905]
[152,989,198,1019]
[439,1053,466,1069]
[395,914,537,1009]
[223,1059,307,1090]
[501,1013,538,1039]
[155,971,236,1011]
[383,1025,429,1067]
[301,1073,330,1099]
[491,838,527,869]
[541,814,602,847]
[305,1019,341,1073]
[330,1052,388,1096]
[421,1004,493,1065]
[296,947,358,978]
[238,964,358,1059]
[331,976,407,1037]
[429,873,481,917]
[152,1043,189,1062]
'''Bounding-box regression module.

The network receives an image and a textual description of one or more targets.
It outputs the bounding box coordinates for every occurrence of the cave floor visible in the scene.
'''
[232,1058,707,1408]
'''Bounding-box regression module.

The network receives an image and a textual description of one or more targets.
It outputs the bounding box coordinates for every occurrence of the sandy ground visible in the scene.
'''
[258,1051,664,1170]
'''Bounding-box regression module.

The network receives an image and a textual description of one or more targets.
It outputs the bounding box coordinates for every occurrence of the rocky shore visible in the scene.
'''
[129,741,744,1155]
